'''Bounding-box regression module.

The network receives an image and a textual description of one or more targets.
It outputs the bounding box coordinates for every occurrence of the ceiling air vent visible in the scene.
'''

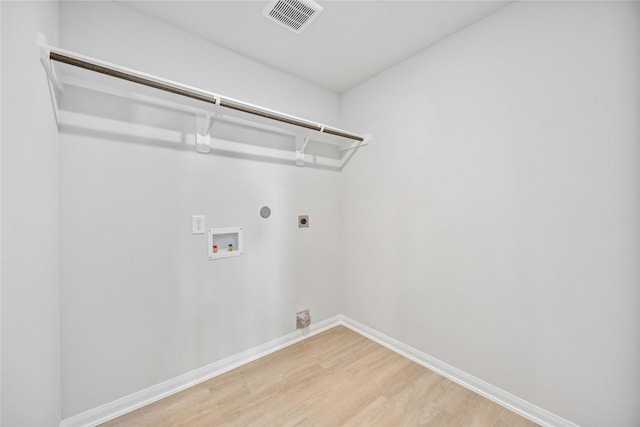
[262,0,323,34]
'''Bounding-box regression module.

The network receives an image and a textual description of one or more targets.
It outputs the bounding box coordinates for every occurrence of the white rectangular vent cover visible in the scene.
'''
[262,0,323,34]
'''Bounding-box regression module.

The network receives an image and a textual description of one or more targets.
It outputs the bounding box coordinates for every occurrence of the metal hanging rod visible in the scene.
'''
[47,49,364,142]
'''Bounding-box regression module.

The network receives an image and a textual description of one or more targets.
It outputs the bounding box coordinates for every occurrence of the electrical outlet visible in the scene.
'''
[192,215,205,234]
[296,309,311,329]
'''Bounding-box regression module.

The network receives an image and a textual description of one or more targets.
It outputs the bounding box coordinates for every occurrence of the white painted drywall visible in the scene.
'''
[1,1,61,425]
[59,2,342,418]
[340,2,639,425]
[1,3,3,422]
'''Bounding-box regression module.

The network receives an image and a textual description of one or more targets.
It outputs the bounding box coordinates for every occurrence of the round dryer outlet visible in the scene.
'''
[260,206,271,218]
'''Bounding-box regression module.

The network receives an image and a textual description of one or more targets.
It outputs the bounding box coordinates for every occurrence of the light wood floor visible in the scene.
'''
[103,326,538,426]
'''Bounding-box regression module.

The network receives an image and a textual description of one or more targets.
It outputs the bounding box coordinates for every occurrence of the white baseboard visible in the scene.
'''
[339,316,578,427]
[59,315,342,427]
[61,314,576,427]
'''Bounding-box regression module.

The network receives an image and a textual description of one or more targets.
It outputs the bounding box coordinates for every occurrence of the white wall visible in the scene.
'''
[1,1,61,425]
[4,1,637,424]
[1,2,3,421]
[58,2,342,418]
[340,2,639,426]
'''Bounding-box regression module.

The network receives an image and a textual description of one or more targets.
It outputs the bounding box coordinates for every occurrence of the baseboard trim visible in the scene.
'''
[339,316,577,427]
[61,314,577,427]
[59,315,342,427]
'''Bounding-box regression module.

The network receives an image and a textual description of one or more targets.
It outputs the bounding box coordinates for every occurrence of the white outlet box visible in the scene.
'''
[192,215,205,234]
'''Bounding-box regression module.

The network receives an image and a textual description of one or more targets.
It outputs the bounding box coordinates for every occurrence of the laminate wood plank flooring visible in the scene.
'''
[102,326,539,426]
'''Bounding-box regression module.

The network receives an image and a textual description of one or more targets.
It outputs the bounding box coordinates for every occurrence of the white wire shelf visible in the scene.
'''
[38,34,370,169]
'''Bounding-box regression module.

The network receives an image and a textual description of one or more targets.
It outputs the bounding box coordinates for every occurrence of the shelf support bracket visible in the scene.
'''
[37,33,63,124]
[196,113,214,153]
[296,127,319,166]
[295,136,310,166]
[37,33,63,93]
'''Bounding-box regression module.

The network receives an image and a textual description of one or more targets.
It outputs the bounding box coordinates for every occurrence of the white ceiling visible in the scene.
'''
[120,1,510,93]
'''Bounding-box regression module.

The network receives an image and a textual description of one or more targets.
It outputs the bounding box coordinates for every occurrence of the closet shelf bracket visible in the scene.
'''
[38,34,62,92]
[196,113,215,154]
[295,132,314,167]
[339,134,371,153]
